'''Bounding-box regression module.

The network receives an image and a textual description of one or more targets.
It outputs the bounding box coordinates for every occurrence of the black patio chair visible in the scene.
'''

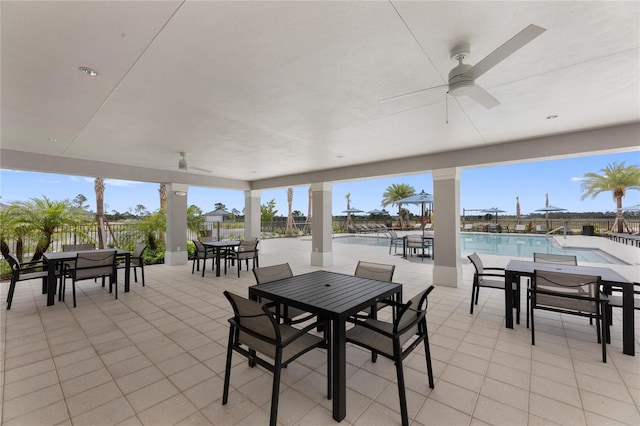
[253,263,315,324]
[222,291,330,426]
[530,270,608,363]
[468,253,520,322]
[4,253,49,310]
[346,285,435,426]
[62,250,118,307]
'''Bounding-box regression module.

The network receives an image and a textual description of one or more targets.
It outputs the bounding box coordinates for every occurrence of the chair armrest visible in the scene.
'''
[484,267,505,271]
[478,272,505,279]
[279,318,328,346]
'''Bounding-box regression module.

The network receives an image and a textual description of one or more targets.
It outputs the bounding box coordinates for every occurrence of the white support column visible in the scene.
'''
[432,168,462,287]
[310,182,333,267]
[165,183,189,265]
[244,190,261,239]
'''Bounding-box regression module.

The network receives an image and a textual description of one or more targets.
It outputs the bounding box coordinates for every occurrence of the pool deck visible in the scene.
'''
[1,235,638,425]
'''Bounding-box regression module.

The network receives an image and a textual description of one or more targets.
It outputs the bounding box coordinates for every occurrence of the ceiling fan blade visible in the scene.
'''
[466,24,546,80]
[466,85,500,109]
[190,166,213,173]
[379,84,447,102]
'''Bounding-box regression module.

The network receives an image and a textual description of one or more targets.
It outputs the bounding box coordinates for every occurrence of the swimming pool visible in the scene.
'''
[332,234,625,265]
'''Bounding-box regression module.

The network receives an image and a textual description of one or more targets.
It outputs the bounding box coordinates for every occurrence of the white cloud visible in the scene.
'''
[571,177,584,182]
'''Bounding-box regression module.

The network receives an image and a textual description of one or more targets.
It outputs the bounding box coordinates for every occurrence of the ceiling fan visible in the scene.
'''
[176,152,213,173]
[382,24,546,109]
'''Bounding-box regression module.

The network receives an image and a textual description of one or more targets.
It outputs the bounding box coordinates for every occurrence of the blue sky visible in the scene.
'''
[1,151,639,217]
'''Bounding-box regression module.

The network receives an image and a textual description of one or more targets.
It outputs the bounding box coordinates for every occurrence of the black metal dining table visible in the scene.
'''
[505,259,635,356]
[248,270,402,422]
[43,249,131,306]
[202,240,241,277]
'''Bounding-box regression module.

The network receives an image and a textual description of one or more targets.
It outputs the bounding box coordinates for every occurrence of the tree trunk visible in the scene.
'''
[286,187,294,236]
[305,187,312,233]
[95,177,106,249]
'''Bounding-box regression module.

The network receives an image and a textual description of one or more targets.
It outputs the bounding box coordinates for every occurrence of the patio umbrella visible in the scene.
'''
[481,207,506,224]
[342,207,364,226]
[535,205,567,230]
[394,190,434,235]
[621,203,640,211]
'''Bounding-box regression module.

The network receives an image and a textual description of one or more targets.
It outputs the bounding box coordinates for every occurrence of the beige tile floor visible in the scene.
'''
[1,236,639,425]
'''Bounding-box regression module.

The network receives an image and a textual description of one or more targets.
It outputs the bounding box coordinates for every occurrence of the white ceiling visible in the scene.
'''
[1,1,639,188]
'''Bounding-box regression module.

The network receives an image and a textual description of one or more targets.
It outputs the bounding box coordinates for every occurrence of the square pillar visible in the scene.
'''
[244,190,261,239]
[165,183,188,265]
[310,182,333,267]
[432,168,462,287]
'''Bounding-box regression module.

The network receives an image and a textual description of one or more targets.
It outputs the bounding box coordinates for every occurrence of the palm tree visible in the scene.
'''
[285,187,294,236]
[345,192,353,226]
[5,197,91,261]
[580,161,640,233]
[381,183,415,229]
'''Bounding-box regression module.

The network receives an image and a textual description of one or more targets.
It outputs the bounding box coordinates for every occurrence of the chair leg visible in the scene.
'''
[6,279,17,310]
[531,306,535,346]
[394,351,409,426]
[72,280,77,308]
[270,351,283,426]
[423,322,435,389]
[140,265,145,286]
[469,284,476,314]
[601,304,607,363]
[222,328,234,405]
[133,267,138,283]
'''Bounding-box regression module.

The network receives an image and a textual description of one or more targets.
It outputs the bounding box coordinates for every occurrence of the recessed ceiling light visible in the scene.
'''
[337,155,344,158]
[78,66,98,77]
[546,115,558,120]
[48,138,58,142]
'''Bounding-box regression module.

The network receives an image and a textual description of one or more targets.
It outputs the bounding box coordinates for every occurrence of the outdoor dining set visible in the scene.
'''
[3,235,637,426]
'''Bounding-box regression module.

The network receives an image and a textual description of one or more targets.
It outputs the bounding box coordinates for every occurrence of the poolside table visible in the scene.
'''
[43,249,130,306]
[505,260,635,356]
[248,270,402,422]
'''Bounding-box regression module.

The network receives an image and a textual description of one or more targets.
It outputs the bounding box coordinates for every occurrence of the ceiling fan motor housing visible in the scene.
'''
[448,62,474,95]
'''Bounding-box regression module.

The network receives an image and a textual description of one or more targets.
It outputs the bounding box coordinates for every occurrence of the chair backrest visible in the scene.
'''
[5,253,19,270]
[389,230,399,240]
[198,236,217,242]
[515,224,526,231]
[406,234,423,248]
[224,291,280,357]
[396,285,435,335]
[533,270,600,314]
[424,223,433,230]
[239,238,259,251]
[73,250,117,281]
[467,253,484,275]
[132,243,147,259]
[193,240,207,255]
[533,252,577,265]
[63,243,96,252]
[354,261,395,282]
[253,263,293,285]
[535,225,546,232]
[463,224,473,230]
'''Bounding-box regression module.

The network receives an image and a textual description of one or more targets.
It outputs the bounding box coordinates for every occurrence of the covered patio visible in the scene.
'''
[2,237,639,425]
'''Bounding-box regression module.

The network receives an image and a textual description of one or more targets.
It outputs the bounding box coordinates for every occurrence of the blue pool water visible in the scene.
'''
[332,234,624,264]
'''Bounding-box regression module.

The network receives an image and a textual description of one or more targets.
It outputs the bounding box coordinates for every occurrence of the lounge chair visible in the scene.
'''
[462,223,474,231]
[535,225,546,233]
[514,224,526,233]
